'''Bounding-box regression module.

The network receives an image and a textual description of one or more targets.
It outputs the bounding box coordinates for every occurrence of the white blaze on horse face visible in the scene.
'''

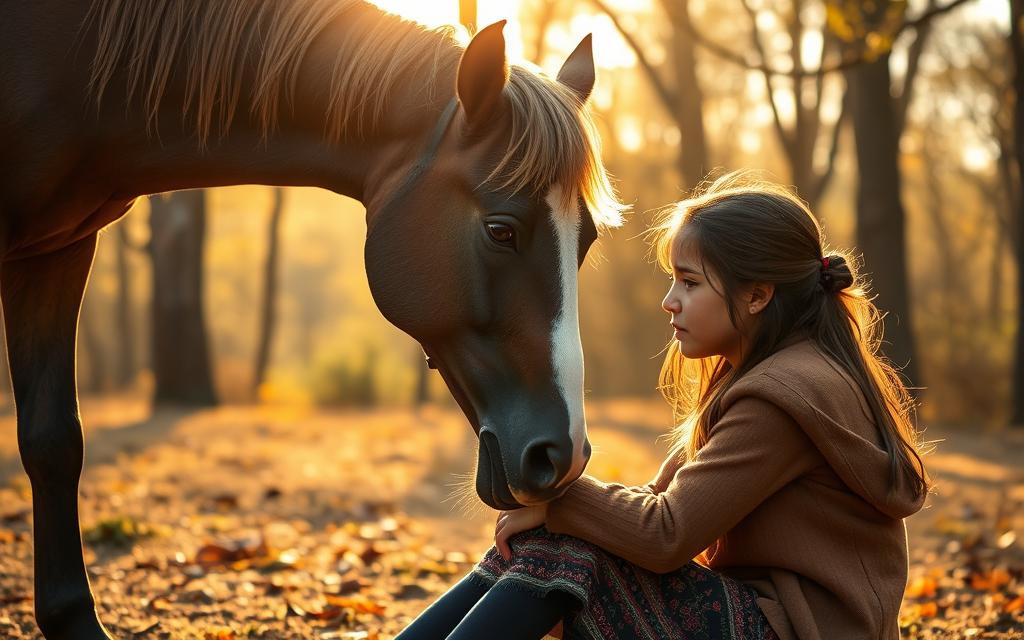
[545,185,589,487]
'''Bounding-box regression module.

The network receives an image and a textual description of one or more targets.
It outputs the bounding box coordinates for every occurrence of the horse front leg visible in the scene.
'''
[2,233,112,639]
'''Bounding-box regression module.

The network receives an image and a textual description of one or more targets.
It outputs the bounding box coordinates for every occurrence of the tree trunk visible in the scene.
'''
[114,222,137,388]
[1010,0,1024,425]
[252,187,284,399]
[661,0,708,190]
[0,309,10,410]
[78,297,108,394]
[413,345,430,407]
[845,55,919,387]
[459,0,476,33]
[530,0,557,64]
[148,190,218,406]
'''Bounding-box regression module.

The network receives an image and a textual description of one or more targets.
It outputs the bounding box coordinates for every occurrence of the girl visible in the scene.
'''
[396,171,930,640]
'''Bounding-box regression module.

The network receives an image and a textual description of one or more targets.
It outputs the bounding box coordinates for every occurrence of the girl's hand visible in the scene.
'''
[494,504,547,561]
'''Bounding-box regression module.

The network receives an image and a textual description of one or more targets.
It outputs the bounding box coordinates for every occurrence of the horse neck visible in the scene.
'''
[90,2,460,203]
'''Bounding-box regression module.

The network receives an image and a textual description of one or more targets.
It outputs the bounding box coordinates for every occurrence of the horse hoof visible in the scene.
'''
[37,604,114,640]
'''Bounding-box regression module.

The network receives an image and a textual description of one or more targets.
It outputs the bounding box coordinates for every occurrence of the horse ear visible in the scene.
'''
[457,20,509,128]
[556,34,595,103]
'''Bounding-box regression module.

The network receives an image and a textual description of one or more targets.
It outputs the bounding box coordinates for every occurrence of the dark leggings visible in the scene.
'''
[395,572,576,639]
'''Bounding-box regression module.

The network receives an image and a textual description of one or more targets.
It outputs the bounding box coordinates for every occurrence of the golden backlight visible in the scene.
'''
[364,0,638,72]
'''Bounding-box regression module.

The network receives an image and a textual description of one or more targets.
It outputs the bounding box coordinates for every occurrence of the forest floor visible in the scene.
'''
[0,397,1021,639]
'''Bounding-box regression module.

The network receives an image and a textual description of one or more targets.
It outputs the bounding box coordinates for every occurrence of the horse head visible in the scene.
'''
[363,22,623,510]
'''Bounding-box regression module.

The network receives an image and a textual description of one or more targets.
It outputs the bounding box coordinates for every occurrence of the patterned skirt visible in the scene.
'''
[470,526,778,640]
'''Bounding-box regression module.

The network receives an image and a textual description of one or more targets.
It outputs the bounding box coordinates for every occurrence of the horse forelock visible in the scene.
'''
[488,67,627,232]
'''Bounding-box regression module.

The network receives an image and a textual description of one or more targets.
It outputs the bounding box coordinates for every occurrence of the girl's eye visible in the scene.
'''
[670,275,697,288]
[486,223,516,247]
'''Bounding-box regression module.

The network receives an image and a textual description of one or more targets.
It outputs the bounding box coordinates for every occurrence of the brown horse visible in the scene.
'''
[1,0,625,637]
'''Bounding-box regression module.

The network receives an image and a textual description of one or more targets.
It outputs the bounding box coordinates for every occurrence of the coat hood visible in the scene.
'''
[722,337,926,520]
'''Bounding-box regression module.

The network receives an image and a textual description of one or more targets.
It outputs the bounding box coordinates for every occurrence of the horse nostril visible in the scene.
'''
[521,440,570,492]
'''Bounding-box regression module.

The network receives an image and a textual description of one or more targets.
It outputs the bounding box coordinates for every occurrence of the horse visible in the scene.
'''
[0,0,626,637]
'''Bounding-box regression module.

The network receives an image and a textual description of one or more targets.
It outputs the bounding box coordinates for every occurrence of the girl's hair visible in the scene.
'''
[649,170,929,501]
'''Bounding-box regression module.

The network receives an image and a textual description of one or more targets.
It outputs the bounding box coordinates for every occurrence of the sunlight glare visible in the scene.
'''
[364,0,458,28]
[365,0,637,72]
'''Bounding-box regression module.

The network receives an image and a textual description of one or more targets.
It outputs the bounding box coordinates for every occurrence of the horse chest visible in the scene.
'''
[3,198,134,261]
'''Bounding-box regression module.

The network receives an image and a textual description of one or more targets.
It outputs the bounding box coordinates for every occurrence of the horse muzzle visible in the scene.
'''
[476,426,590,509]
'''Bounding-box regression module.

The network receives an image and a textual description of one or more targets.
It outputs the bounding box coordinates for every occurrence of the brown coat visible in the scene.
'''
[546,337,925,639]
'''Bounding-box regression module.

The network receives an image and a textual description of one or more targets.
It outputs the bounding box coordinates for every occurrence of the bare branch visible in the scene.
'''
[589,0,678,110]
[896,0,939,134]
[680,0,976,78]
[740,0,795,157]
[530,0,557,65]
[811,88,849,204]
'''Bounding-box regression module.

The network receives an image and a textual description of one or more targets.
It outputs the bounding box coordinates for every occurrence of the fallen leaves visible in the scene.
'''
[82,516,163,547]
[970,568,1012,592]
[323,595,386,616]
[0,402,1017,639]
[901,486,1024,638]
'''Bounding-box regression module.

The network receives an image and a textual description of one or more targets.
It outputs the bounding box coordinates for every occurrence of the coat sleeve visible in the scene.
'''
[545,394,822,573]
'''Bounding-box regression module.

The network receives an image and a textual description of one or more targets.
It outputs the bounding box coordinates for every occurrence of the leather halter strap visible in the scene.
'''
[370,97,459,371]
[374,97,459,218]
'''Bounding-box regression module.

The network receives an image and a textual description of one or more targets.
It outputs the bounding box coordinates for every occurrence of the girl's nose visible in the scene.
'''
[662,289,679,313]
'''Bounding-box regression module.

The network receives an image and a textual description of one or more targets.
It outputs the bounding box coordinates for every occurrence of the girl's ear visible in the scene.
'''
[747,283,775,314]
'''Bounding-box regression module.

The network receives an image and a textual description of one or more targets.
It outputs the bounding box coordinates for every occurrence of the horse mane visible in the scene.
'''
[496,67,626,227]
[84,0,625,228]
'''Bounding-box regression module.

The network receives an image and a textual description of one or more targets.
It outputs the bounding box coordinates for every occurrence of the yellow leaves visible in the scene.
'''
[82,516,164,547]
[823,0,902,56]
[824,4,856,42]
[913,601,939,618]
[417,559,458,576]
[864,32,893,62]
[906,576,937,598]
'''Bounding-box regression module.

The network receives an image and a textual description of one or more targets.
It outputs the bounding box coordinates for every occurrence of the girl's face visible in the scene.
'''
[661,227,749,365]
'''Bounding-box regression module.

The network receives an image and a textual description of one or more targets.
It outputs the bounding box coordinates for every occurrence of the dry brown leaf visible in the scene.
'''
[324,594,387,616]
[970,568,1012,591]
[418,560,457,575]
[130,618,160,634]
[1003,595,1024,614]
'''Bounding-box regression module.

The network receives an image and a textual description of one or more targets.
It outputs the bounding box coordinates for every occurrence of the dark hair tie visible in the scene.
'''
[819,255,852,293]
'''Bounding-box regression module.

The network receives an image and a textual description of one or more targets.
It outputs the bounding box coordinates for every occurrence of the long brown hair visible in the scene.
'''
[650,170,930,501]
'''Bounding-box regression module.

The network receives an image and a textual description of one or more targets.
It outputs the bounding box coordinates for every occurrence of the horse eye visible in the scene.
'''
[486,223,516,247]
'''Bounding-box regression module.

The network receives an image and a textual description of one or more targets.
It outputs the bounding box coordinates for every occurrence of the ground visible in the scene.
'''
[0,397,1021,639]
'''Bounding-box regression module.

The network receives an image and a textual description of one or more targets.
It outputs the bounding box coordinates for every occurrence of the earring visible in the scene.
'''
[749,306,756,314]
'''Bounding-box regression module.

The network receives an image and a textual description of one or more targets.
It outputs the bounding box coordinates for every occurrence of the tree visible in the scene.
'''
[114,222,137,388]
[1010,0,1024,425]
[252,187,285,399]
[148,190,218,406]
[737,0,847,210]
[591,0,709,191]
[828,0,971,388]
[459,0,476,34]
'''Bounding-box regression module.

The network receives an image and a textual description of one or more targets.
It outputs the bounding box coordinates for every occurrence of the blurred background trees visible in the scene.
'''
[0,0,1014,430]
